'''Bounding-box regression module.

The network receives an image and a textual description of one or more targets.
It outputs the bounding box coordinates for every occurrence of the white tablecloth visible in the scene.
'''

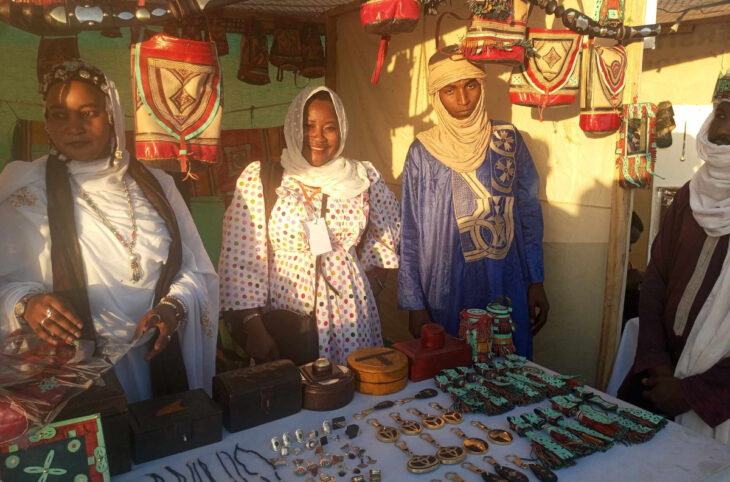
[114,375,730,482]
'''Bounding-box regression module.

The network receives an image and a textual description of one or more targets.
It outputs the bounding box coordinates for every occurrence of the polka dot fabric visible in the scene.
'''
[219,161,401,364]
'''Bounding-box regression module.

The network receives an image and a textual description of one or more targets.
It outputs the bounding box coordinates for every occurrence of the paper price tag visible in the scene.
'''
[304,217,333,256]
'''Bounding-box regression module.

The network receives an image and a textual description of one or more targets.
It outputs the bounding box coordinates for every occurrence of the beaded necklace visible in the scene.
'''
[78,175,142,282]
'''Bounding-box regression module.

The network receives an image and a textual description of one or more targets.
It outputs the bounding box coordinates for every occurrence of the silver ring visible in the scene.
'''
[41,308,53,328]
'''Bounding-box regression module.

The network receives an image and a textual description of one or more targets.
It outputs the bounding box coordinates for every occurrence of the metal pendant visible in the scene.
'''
[406,454,441,474]
[367,419,400,443]
[407,408,444,430]
[463,437,489,455]
[436,446,467,465]
[390,413,423,435]
[471,420,514,445]
[429,402,464,424]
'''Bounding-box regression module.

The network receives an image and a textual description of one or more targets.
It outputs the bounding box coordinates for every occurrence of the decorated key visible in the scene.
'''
[429,402,464,424]
[366,419,400,443]
[395,388,439,405]
[450,427,489,455]
[354,400,395,420]
[483,455,528,482]
[407,407,445,430]
[419,433,467,464]
[389,412,423,435]
[460,462,509,482]
[505,455,558,482]
[470,420,514,445]
[445,472,467,482]
[395,440,441,474]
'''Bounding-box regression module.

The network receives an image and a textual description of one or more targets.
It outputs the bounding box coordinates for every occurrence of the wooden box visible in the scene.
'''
[212,359,302,432]
[128,389,222,464]
[393,326,473,382]
[346,347,408,395]
[300,358,355,411]
[57,371,131,475]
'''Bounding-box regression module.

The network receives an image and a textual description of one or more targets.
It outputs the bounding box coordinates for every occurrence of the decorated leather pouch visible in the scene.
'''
[0,414,110,482]
[461,0,532,64]
[207,17,229,56]
[37,36,80,83]
[360,0,421,83]
[616,102,658,188]
[131,32,223,177]
[212,359,302,433]
[300,23,326,79]
[509,29,582,119]
[128,389,222,463]
[579,38,626,132]
[270,24,304,80]
[238,18,270,85]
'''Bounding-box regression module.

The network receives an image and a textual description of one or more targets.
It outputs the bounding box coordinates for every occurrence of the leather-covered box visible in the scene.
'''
[300,358,355,411]
[347,347,408,395]
[393,324,473,382]
[212,359,302,432]
[57,370,131,475]
[128,389,222,463]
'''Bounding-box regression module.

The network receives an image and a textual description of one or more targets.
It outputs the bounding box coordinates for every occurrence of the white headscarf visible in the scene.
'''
[280,86,370,199]
[689,99,730,237]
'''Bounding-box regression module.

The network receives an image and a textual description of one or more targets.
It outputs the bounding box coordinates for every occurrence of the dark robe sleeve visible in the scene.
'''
[397,145,427,311]
[514,129,544,285]
[633,188,682,374]
[680,360,730,427]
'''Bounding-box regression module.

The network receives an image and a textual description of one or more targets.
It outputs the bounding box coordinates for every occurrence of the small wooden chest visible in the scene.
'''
[212,359,302,432]
[128,389,222,464]
[346,347,408,395]
[393,325,473,381]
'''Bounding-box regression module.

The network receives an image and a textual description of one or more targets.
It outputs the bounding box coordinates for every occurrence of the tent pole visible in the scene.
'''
[595,0,648,390]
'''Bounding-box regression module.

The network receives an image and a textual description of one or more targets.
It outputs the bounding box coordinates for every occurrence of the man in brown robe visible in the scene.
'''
[618,71,730,443]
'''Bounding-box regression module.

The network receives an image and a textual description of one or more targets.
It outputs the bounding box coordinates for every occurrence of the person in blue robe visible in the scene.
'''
[398,50,549,358]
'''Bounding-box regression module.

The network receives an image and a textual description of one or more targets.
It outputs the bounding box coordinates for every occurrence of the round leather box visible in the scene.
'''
[346,347,408,395]
[299,358,355,411]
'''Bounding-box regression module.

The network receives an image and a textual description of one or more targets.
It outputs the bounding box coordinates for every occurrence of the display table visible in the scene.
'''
[114,374,730,481]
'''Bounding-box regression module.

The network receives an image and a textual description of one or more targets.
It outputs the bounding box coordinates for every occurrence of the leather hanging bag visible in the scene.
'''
[238,18,270,85]
[579,38,627,133]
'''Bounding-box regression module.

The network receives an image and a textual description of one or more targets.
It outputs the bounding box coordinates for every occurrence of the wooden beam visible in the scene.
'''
[325,0,360,18]
[595,0,647,391]
[325,14,338,90]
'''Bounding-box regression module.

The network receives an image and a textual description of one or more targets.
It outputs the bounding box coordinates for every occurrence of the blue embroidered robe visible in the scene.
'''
[398,122,544,357]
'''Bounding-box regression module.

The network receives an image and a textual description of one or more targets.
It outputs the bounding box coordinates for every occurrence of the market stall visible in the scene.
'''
[1,1,730,481]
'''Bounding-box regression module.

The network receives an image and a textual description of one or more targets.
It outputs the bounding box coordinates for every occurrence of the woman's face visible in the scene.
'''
[302,98,341,167]
[438,78,482,120]
[45,80,112,162]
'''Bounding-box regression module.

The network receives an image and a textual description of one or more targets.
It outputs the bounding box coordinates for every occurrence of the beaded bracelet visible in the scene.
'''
[159,296,187,323]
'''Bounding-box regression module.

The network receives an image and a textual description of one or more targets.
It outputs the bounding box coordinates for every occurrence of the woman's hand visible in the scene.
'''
[131,303,179,361]
[241,316,280,363]
[24,293,84,345]
[224,310,280,364]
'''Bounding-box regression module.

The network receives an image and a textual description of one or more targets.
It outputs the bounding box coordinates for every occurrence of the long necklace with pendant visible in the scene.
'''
[79,176,142,282]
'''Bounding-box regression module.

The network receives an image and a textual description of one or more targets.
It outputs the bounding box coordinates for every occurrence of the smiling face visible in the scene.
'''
[301,97,341,167]
[438,78,482,120]
[45,80,112,162]
[708,102,730,146]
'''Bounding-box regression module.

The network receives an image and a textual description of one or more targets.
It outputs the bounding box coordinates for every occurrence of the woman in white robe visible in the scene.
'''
[0,60,218,406]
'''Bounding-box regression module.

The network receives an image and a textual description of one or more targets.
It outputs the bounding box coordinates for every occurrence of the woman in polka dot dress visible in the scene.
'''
[219,86,401,365]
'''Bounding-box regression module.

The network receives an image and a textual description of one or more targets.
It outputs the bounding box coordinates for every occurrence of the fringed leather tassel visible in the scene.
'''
[371,35,391,84]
